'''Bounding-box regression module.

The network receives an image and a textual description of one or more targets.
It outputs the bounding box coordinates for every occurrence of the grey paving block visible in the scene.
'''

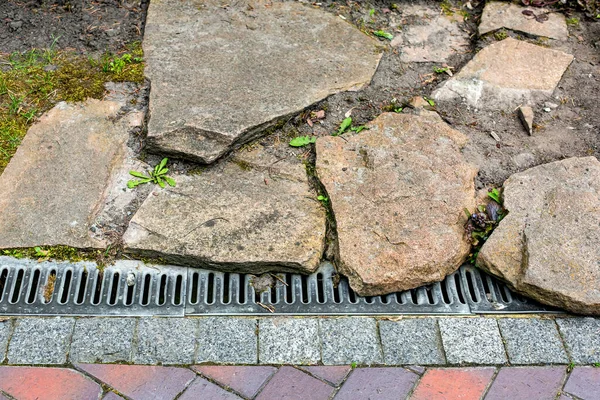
[557,318,600,364]
[438,317,507,365]
[320,317,382,365]
[498,318,568,364]
[0,319,12,363]
[133,318,197,365]
[70,318,136,363]
[7,317,75,364]
[380,318,445,365]
[259,318,320,364]
[196,317,257,364]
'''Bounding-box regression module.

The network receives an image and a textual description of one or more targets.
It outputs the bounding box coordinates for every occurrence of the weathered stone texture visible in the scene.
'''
[477,157,600,315]
[316,112,476,295]
[143,0,381,163]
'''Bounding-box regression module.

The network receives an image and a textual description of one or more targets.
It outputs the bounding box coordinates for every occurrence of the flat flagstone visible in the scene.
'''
[77,364,195,400]
[0,99,142,250]
[143,0,381,163]
[320,318,382,365]
[192,366,276,398]
[479,2,568,40]
[485,367,566,400]
[563,367,600,400]
[0,367,102,400]
[7,317,74,365]
[433,38,573,110]
[380,319,446,365]
[410,368,495,400]
[557,318,600,363]
[196,318,258,364]
[69,318,136,363]
[255,367,334,400]
[438,318,507,365]
[300,366,351,386]
[316,112,476,295]
[498,318,568,364]
[179,377,242,400]
[133,318,197,365]
[258,318,320,365]
[391,5,469,62]
[123,157,326,274]
[334,368,418,400]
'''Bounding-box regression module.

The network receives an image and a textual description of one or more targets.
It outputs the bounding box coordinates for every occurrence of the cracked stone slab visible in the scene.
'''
[433,38,573,110]
[0,98,145,250]
[123,155,326,274]
[143,0,381,163]
[390,5,469,62]
[477,157,600,315]
[479,2,568,40]
[316,112,476,295]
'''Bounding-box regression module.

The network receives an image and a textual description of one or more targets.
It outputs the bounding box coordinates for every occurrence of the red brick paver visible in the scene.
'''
[411,368,496,400]
[192,365,277,398]
[485,367,566,400]
[335,367,418,400]
[179,377,242,400]
[563,367,600,400]
[0,366,102,400]
[77,364,195,400]
[256,366,335,400]
[301,366,352,386]
[102,392,124,400]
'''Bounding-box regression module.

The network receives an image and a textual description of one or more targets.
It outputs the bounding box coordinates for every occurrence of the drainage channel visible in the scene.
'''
[0,256,560,316]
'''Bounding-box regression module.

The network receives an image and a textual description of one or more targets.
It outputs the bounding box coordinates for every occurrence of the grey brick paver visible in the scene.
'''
[259,318,320,364]
[485,366,566,400]
[320,317,382,365]
[7,317,74,364]
[438,318,507,364]
[0,319,11,363]
[563,367,600,400]
[334,368,418,400]
[133,318,197,365]
[557,318,600,364]
[498,318,568,364]
[70,318,136,363]
[380,318,445,365]
[196,317,257,364]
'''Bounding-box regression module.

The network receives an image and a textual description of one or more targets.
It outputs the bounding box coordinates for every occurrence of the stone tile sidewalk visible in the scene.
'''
[0,364,599,399]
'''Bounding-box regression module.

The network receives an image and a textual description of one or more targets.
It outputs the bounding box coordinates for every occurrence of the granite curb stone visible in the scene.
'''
[380,319,446,365]
[320,318,382,365]
[498,318,568,364]
[70,318,136,363]
[438,318,507,364]
[557,318,600,363]
[259,318,320,365]
[7,317,74,365]
[196,318,258,364]
[0,319,12,363]
[133,318,197,365]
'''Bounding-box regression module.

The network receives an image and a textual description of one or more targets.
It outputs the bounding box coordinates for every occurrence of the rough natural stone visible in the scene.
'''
[123,154,326,274]
[477,157,600,315]
[433,38,573,110]
[479,2,568,40]
[0,99,142,249]
[390,5,469,62]
[518,106,534,135]
[143,0,381,163]
[316,112,476,295]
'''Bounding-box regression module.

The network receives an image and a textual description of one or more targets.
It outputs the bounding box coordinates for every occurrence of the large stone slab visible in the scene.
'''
[433,38,573,110]
[143,0,381,163]
[477,157,600,315]
[316,112,477,296]
[123,151,326,273]
[0,99,140,249]
[391,5,469,62]
[479,2,568,40]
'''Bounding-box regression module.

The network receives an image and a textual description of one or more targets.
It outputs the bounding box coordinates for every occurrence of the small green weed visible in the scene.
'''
[369,8,375,17]
[372,30,393,40]
[351,362,358,369]
[289,135,317,147]
[566,17,580,26]
[424,97,435,107]
[333,117,368,136]
[128,158,176,189]
[568,362,575,372]
[494,30,508,41]
[317,195,328,203]
[465,188,506,264]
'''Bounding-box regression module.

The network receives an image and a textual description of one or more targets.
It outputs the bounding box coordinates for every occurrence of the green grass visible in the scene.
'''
[0,42,145,174]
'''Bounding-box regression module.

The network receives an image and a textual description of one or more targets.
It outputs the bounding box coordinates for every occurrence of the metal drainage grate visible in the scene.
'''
[0,256,559,316]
